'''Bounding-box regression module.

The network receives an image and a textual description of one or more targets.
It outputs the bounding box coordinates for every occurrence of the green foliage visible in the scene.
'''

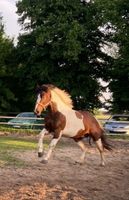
[0,17,17,112]
[15,0,114,110]
[2,1,129,112]
[111,1,129,112]
[101,0,129,112]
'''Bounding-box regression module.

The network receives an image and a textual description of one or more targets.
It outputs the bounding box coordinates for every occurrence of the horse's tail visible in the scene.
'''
[101,133,112,151]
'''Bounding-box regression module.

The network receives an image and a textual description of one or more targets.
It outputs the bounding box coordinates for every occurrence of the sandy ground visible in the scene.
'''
[0,136,129,200]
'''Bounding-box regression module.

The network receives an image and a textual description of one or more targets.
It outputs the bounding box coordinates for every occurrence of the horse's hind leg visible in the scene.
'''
[76,140,87,164]
[96,138,105,166]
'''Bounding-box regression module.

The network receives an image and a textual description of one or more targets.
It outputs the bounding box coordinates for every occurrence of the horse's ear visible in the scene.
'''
[35,83,55,94]
[41,85,49,92]
[44,84,55,90]
[35,82,43,94]
[35,84,40,94]
[35,84,49,94]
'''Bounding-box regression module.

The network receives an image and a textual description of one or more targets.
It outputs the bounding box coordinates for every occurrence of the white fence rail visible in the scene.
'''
[0,115,128,136]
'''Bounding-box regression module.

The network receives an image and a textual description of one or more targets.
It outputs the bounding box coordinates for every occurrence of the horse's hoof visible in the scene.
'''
[38,152,43,157]
[75,160,84,165]
[40,159,48,164]
[100,162,105,167]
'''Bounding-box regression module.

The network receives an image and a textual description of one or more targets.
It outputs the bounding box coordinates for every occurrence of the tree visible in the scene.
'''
[16,0,114,110]
[96,0,129,112]
[0,16,17,113]
[110,0,129,112]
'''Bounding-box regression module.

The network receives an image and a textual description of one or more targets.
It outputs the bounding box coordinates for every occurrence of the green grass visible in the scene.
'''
[0,134,68,167]
[0,125,40,135]
[107,134,129,140]
[0,152,26,167]
[0,136,37,150]
[0,136,48,168]
[96,114,110,120]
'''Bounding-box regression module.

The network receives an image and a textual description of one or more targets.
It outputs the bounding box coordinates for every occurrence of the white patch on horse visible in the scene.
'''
[38,128,48,153]
[50,90,85,137]
[35,94,41,110]
[96,138,105,166]
[62,110,85,137]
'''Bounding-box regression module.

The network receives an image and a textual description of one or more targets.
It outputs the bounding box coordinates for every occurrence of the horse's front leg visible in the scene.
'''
[41,131,62,164]
[38,128,48,157]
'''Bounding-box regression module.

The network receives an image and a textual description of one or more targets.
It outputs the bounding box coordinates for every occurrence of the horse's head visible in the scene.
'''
[34,84,52,116]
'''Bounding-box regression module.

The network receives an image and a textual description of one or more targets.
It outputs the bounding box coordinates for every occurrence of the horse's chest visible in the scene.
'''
[45,112,66,132]
[62,113,85,137]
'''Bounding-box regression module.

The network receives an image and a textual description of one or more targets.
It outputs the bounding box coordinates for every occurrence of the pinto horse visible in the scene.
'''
[34,84,111,166]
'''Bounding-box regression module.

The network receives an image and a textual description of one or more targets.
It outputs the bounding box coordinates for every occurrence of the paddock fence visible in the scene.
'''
[0,112,45,131]
[0,113,128,136]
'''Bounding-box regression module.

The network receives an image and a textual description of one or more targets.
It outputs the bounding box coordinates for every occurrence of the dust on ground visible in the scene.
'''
[0,135,129,200]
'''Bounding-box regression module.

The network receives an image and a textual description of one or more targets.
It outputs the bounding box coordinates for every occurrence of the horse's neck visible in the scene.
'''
[49,102,72,114]
[51,91,72,112]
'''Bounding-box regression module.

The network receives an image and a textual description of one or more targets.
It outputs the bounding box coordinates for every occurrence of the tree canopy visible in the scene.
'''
[1,0,129,113]
[0,17,17,113]
[15,0,114,111]
[96,0,129,112]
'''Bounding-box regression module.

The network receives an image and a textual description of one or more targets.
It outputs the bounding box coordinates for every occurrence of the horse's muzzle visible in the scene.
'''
[34,110,41,117]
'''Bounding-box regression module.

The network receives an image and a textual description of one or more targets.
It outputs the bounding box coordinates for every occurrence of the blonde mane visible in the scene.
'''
[51,87,73,109]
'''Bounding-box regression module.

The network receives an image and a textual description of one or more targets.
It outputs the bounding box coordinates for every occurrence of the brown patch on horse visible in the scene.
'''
[49,102,58,112]
[45,111,66,139]
[75,111,83,119]
[81,111,103,141]
[73,111,103,142]
[72,129,88,142]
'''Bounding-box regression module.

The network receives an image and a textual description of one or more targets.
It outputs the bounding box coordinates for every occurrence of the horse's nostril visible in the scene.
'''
[34,109,39,116]
[34,110,41,117]
[36,111,39,115]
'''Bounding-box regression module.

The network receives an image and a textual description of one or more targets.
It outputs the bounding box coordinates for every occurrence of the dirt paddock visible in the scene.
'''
[0,136,129,200]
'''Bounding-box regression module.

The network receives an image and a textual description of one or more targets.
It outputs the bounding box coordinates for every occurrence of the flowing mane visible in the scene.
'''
[51,86,73,109]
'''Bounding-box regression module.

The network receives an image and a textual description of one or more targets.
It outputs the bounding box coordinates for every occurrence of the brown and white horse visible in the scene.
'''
[34,84,111,165]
